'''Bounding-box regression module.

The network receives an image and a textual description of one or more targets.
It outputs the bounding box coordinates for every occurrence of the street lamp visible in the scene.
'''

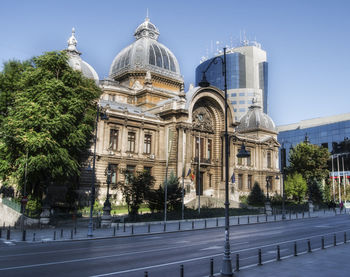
[101,164,113,227]
[199,47,250,277]
[87,105,108,237]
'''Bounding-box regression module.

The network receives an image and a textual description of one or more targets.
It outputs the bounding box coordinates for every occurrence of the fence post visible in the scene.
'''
[209,258,214,277]
[71,229,73,239]
[192,221,194,229]
[236,254,240,272]
[294,241,298,256]
[321,236,325,249]
[123,223,126,232]
[266,214,268,222]
[144,271,148,277]
[334,234,337,246]
[345,232,347,244]
[33,232,36,242]
[148,224,151,233]
[6,229,10,240]
[0,228,2,238]
[131,225,134,235]
[307,239,312,252]
[205,219,207,229]
[258,249,262,265]
[53,231,56,240]
[238,217,240,225]
[247,216,250,224]
[277,245,281,261]
[180,264,184,277]
[22,230,26,241]
[178,221,181,231]
[60,229,63,238]
[216,218,219,227]
[117,223,119,231]
[163,223,166,232]
[257,215,259,223]
[113,226,116,236]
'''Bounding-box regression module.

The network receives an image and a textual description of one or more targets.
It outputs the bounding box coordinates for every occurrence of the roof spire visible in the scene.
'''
[146,8,149,21]
[67,27,79,53]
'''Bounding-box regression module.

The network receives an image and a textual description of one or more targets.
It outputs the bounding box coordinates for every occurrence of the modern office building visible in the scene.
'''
[277,114,350,190]
[195,41,268,122]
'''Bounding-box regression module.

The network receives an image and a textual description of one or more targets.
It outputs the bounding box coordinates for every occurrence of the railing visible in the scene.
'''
[2,197,21,213]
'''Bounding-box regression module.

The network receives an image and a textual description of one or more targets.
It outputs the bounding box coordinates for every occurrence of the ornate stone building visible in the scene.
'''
[67,17,281,206]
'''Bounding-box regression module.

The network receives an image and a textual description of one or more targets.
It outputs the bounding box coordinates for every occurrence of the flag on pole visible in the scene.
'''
[187,168,191,176]
[231,173,235,183]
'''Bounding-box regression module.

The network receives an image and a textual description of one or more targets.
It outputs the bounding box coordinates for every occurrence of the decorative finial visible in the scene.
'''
[146,8,149,21]
[67,27,78,52]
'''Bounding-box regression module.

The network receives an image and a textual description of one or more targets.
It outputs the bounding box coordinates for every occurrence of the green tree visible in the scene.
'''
[287,142,330,183]
[120,170,155,219]
[247,181,265,206]
[0,51,101,200]
[147,171,183,213]
[285,173,307,203]
[287,141,329,202]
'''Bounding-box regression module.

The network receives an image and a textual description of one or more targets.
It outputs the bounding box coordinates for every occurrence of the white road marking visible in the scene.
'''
[200,246,221,251]
[3,241,15,246]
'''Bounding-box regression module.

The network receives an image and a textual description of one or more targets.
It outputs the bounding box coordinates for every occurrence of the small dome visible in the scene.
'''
[236,104,276,133]
[109,17,182,82]
[66,28,99,81]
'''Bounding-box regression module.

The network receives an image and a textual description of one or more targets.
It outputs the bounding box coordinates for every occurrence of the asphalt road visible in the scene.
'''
[0,215,349,277]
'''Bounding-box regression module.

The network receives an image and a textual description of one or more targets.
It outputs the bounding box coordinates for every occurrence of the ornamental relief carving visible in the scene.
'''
[192,107,214,133]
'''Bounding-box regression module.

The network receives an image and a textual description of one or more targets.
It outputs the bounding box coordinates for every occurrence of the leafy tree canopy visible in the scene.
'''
[120,170,155,219]
[0,51,101,198]
[287,142,330,183]
[285,173,307,203]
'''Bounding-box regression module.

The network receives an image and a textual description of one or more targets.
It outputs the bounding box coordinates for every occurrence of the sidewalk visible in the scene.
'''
[235,241,350,277]
[0,209,343,243]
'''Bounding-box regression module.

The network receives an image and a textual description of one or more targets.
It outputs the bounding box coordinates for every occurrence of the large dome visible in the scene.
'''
[66,28,99,81]
[109,17,182,82]
[236,103,277,133]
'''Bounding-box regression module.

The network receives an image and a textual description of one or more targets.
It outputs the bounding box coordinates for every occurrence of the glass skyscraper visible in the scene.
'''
[195,43,268,121]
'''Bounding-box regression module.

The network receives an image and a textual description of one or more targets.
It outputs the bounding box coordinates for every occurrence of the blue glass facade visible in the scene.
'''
[195,52,246,90]
[278,119,350,164]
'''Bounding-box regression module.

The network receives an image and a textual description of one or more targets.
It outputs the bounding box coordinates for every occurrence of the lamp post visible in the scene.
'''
[280,141,293,220]
[199,47,250,277]
[87,105,108,237]
[101,164,113,227]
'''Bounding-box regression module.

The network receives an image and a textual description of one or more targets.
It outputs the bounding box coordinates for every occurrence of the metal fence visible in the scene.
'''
[2,197,21,213]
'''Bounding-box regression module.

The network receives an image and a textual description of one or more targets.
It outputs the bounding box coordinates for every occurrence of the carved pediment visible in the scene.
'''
[192,107,214,133]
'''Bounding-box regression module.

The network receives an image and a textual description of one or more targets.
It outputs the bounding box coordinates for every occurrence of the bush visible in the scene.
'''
[247,182,265,206]
[26,196,42,218]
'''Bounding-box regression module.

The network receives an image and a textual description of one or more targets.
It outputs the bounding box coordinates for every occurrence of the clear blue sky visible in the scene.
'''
[1,0,349,126]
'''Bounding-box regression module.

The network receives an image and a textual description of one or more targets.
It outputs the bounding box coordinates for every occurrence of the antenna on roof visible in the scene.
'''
[146,8,149,19]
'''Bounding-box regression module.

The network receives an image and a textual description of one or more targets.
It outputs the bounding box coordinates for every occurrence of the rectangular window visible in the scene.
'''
[207,139,212,160]
[109,164,118,185]
[238,174,243,190]
[239,100,245,104]
[109,129,118,151]
[144,166,152,174]
[128,132,136,152]
[248,175,252,190]
[239,92,245,96]
[200,137,204,159]
[247,150,251,166]
[144,134,152,154]
[231,101,237,104]
[248,92,254,96]
[231,93,237,97]
[267,151,272,168]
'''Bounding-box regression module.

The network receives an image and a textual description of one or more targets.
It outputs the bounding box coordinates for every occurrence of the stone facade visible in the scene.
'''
[75,17,281,206]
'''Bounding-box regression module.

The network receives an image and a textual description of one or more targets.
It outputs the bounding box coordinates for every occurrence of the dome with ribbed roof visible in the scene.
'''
[109,17,182,82]
[236,102,277,134]
[66,28,99,81]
